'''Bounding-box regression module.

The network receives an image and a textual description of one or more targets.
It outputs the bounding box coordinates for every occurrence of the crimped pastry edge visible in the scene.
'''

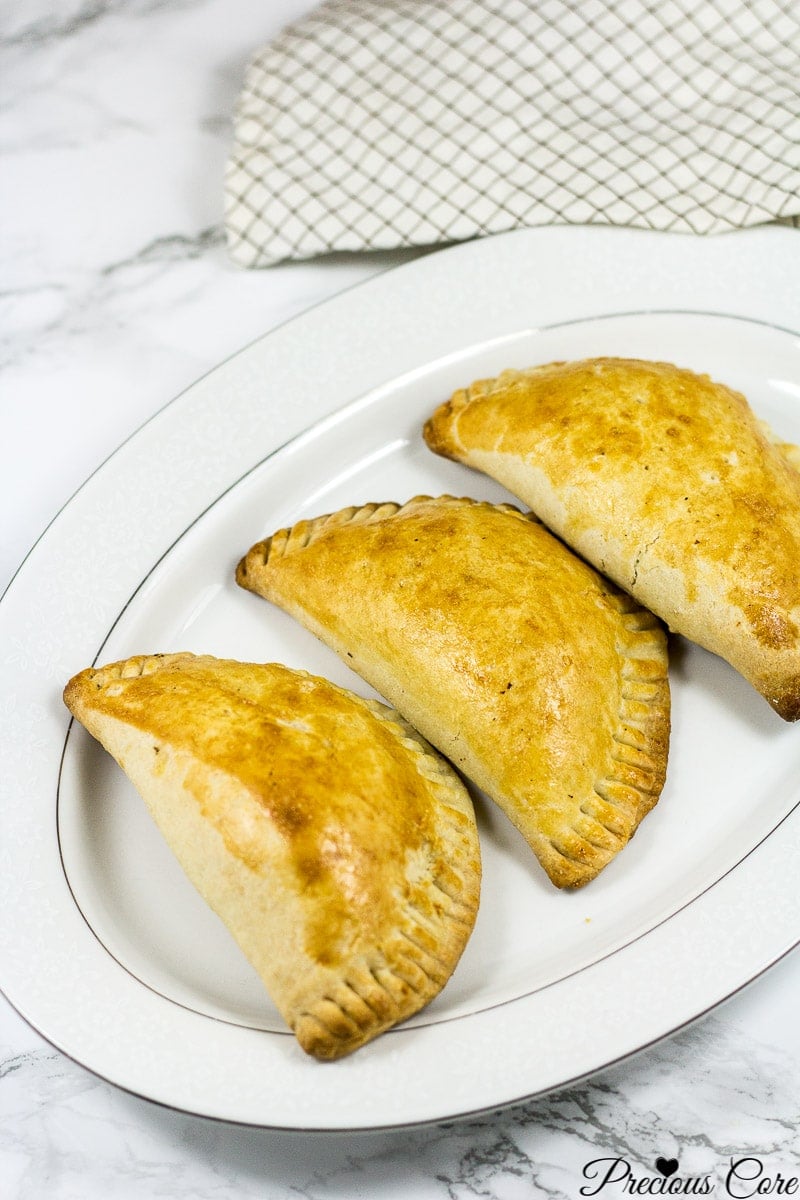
[236,494,533,579]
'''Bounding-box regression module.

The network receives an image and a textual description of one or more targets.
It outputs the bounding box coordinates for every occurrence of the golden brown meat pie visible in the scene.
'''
[237,496,670,889]
[64,653,481,1060]
[424,357,800,720]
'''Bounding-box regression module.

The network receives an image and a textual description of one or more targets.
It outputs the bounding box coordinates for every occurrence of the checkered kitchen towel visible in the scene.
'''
[224,0,800,267]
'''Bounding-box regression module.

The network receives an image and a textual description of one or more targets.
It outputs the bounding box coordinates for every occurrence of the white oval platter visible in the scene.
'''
[1,225,799,1130]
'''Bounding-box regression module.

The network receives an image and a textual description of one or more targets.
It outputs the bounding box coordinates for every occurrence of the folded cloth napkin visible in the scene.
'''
[224,0,800,267]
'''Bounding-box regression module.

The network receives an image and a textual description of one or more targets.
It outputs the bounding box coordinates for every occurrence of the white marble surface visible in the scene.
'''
[1,1,799,1195]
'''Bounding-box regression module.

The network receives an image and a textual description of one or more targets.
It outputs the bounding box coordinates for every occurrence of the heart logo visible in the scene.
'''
[656,1159,679,1178]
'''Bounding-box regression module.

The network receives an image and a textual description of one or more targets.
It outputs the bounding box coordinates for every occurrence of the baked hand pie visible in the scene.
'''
[236,496,670,888]
[424,357,800,721]
[63,653,481,1060]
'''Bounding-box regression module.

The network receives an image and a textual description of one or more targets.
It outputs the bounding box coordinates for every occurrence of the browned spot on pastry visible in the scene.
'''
[741,601,798,650]
[771,678,800,721]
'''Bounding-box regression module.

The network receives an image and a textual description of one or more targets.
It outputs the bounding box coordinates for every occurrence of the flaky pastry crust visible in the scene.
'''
[424,357,800,720]
[237,496,670,888]
[64,653,481,1060]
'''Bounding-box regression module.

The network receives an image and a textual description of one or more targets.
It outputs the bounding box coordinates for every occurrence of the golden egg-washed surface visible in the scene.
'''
[64,653,481,1060]
[237,496,670,889]
[424,358,800,720]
